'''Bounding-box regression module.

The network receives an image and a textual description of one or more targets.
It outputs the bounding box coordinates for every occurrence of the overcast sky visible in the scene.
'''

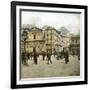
[21,11,80,34]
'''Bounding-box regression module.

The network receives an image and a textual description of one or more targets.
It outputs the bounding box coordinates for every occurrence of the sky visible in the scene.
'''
[21,11,80,34]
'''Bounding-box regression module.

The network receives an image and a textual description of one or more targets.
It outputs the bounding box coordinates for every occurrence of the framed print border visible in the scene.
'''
[11,1,88,89]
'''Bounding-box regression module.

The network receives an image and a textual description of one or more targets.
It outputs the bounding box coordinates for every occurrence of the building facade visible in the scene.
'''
[21,26,70,55]
[69,35,80,56]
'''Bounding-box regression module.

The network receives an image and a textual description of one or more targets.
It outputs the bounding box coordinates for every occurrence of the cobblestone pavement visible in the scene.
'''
[21,55,80,79]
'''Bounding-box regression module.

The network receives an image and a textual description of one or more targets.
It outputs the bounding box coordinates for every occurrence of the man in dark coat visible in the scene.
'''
[27,52,30,60]
[64,48,69,64]
[33,48,38,64]
[34,52,38,64]
[46,51,52,64]
[77,47,80,60]
[42,51,45,61]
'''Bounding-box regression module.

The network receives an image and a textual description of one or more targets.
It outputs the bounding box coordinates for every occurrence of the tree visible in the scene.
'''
[22,30,28,52]
[21,30,29,65]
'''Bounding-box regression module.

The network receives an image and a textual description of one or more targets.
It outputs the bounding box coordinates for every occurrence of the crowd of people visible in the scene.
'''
[21,47,72,66]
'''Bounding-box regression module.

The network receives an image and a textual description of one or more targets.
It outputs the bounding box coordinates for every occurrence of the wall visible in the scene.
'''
[0,0,89,90]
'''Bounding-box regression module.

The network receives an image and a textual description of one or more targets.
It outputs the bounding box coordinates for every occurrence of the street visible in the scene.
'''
[21,55,80,79]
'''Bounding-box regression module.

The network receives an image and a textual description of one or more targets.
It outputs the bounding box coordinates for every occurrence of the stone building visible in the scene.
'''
[21,26,70,55]
[24,27,45,54]
[69,35,80,55]
[44,26,62,54]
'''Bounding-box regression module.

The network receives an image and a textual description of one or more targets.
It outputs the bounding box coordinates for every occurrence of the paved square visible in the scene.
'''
[21,55,80,79]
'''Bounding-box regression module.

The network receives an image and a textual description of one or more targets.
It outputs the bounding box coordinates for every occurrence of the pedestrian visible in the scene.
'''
[27,52,30,60]
[53,49,56,57]
[64,47,69,64]
[42,51,45,61]
[46,51,52,64]
[77,47,80,60]
[34,52,38,64]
